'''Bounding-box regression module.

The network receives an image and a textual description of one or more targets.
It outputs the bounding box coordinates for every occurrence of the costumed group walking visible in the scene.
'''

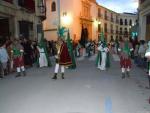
[0,27,150,89]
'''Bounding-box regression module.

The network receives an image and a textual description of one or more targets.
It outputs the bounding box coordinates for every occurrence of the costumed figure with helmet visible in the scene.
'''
[52,27,72,80]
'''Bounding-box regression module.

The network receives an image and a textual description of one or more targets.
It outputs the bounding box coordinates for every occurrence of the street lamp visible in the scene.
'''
[61,12,72,27]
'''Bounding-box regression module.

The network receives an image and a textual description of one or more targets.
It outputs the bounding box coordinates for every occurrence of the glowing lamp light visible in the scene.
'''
[98,21,101,24]
[61,12,72,27]
[94,19,101,27]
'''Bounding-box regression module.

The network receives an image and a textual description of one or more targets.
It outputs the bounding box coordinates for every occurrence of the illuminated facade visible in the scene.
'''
[44,0,137,42]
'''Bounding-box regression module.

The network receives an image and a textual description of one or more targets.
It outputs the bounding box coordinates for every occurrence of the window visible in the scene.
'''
[51,1,56,12]
[120,27,122,34]
[111,24,113,33]
[120,19,123,25]
[125,19,128,25]
[129,19,132,26]
[105,11,107,20]
[82,2,91,18]
[98,8,101,17]
[116,26,118,33]
[111,13,113,22]
[98,24,101,32]
[104,23,107,32]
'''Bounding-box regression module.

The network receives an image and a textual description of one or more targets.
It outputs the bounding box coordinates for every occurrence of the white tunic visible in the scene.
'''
[97,44,109,70]
[37,47,48,67]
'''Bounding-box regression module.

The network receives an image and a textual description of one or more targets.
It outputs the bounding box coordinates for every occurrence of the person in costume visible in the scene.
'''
[11,39,26,77]
[114,37,119,54]
[37,31,51,67]
[118,36,133,79]
[52,27,72,80]
[37,43,48,67]
[75,42,81,57]
[96,32,110,70]
[145,41,150,89]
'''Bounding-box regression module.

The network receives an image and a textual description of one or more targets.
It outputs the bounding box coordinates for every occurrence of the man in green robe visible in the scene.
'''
[96,32,110,70]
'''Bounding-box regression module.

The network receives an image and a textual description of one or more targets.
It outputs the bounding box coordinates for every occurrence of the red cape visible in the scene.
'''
[59,42,72,66]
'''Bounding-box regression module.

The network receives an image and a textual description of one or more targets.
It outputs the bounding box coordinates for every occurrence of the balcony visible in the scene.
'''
[120,31,123,35]
[116,30,119,34]
[18,0,35,13]
[2,0,13,4]
[111,29,114,34]
[105,16,109,21]
[98,14,103,18]
[36,0,46,20]
[104,28,107,33]
[124,31,129,35]
[111,18,114,23]
[80,13,93,22]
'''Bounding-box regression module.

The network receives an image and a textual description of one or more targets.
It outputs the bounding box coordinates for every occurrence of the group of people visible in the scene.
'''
[0,29,150,89]
[0,38,27,78]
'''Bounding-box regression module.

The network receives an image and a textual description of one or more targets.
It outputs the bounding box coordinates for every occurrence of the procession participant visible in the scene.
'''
[145,41,150,89]
[118,36,133,79]
[37,43,48,67]
[11,39,26,77]
[96,32,110,70]
[52,27,72,80]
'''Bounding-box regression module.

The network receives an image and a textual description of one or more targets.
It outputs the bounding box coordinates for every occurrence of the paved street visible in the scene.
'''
[0,55,150,113]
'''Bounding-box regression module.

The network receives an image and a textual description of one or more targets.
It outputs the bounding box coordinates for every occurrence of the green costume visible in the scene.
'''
[96,32,110,69]
[12,47,22,57]
[37,32,51,67]
[66,30,76,69]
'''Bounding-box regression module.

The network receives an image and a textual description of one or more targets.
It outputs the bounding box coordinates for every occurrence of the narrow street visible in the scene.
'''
[0,55,150,113]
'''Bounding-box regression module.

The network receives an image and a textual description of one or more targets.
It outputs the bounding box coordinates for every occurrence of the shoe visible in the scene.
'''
[122,73,125,79]
[16,72,21,77]
[126,71,130,78]
[62,73,64,79]
[52,73,57,80]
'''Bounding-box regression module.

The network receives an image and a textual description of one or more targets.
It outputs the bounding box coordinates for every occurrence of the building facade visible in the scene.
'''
[43,0,137,42]
[0,0,46,41]
[139,0,150,41]
[119,13,137,40]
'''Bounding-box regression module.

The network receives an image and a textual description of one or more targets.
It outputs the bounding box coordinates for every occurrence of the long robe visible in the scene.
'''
[37,46,48,67]
[58,41,72,66]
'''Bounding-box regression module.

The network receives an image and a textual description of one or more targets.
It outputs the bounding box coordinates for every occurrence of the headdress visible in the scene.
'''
[57,26,68,40]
